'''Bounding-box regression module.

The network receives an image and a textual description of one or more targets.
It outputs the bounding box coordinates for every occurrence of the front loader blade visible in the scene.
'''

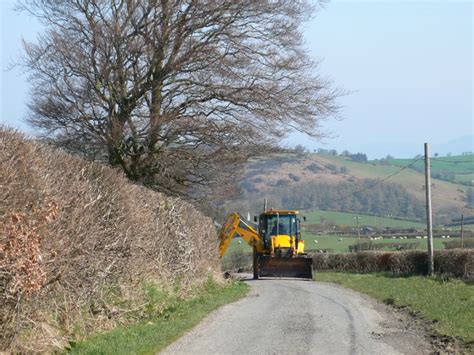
[258,256,313,279]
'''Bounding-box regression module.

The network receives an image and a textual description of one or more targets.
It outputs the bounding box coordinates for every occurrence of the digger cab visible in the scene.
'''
[218,209,312,280]
[258,210,304,255]
[253,210,312,279]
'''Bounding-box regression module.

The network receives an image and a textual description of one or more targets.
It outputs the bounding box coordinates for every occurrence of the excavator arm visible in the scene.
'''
[218,213,264,257]
[218,211,313,280]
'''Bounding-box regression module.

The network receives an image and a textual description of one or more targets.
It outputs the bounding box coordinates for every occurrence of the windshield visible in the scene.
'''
[265,215,296,239]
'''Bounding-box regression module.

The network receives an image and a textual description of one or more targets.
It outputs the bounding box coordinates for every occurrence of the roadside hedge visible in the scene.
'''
[0,128,220,352]
[311,249,473,280]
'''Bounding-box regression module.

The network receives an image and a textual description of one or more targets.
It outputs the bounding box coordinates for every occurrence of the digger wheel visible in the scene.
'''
[252,247,259,280]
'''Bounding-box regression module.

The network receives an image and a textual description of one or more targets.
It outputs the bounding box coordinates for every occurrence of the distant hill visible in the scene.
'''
[225,152,473,222]
[371,154,473,186]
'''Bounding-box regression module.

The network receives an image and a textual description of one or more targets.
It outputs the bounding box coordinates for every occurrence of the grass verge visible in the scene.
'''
[68,278,249,354]
[316,272,474,345]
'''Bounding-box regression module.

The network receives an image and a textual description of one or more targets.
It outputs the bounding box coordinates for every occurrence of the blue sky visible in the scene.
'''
[1,0,473,158]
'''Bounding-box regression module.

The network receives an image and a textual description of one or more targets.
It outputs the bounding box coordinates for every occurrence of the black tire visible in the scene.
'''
[252,247,259,280]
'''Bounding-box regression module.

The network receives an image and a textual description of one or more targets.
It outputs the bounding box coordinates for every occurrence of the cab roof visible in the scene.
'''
[262,209,299,216]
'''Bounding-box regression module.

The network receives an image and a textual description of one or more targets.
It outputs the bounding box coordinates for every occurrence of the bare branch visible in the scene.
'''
[19,0,342,202]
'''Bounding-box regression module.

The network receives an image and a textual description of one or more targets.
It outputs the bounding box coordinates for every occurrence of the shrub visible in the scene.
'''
[443,238,474,249]
[339,166,349,173]
[304,163,321,173]
[348,241,385,252]
[326,163,337,171]
[276,179,290,187]
[347,241,420,253]
[0,128,221,351]
[221,249,252,271]
[288,173,300,182]
[311,250,474,281]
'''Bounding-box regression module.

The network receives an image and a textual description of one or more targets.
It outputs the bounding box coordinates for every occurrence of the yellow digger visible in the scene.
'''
[218,209,313,279]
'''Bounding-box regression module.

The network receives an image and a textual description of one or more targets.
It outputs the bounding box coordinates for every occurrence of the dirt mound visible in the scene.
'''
[0,127,220,351]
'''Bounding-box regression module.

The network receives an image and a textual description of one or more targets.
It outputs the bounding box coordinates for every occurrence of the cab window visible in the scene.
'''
[265,215,296,239]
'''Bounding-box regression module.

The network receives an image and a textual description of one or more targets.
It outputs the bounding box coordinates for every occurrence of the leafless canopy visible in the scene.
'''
[20,0,340,199]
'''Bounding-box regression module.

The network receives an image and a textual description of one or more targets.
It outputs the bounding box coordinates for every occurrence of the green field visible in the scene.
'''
[301,210,425,229]
[223,234,457,255]
[324,153,471,192]
[385,155,473,174]
[240,152,469,224]
[317,272,474,345]
[318,154,427,184]
[376,154,473,185]
[221,210,466,257]
[303,234,452,253]
[310,153,468,213]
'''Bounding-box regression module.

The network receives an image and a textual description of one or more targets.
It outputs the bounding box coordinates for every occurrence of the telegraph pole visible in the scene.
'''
[353,216,360,241]
[461,214,464,248]
[424,143,434,276]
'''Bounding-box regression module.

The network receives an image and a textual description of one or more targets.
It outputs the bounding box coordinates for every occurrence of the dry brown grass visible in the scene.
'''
[0,127,220,352]
[312,250,474,281]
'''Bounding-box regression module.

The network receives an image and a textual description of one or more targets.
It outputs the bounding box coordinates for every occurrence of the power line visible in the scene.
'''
[297,156,433,212]
[306,156,424,207]
[293,157,424,211]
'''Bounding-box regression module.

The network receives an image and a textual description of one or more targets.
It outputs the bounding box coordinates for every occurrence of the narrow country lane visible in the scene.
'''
[161,274,431,355]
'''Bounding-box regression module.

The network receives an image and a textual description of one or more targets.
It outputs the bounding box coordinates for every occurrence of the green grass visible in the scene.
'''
[224,226,459,254]
[316,272,474,344]
[391,155,473,174]
[224,234,453,255]
[378,155,473,185]
[312,154,467,211]
[225,237,252,254]
[303,234,449,253]
[68,279,249,354]
[304,234,356,252]
[301,209,425,229]
[318,154,429,186]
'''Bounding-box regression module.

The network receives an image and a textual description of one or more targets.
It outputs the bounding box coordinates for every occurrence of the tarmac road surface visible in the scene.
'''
[161,274,431,355]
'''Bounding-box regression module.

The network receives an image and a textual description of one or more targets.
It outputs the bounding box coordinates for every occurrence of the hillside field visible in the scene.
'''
[238,152,471,216]
[313,154,470,214]
[379,154,473,185]
[302,210,425,229]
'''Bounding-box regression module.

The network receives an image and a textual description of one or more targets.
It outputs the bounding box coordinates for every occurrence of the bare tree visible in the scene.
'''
[20,0,341,200]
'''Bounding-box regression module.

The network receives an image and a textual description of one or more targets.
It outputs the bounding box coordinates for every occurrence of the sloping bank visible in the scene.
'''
[0,127,243,352]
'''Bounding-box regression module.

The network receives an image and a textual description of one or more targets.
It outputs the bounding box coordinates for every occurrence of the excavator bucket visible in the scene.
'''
[258,256,313,279]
